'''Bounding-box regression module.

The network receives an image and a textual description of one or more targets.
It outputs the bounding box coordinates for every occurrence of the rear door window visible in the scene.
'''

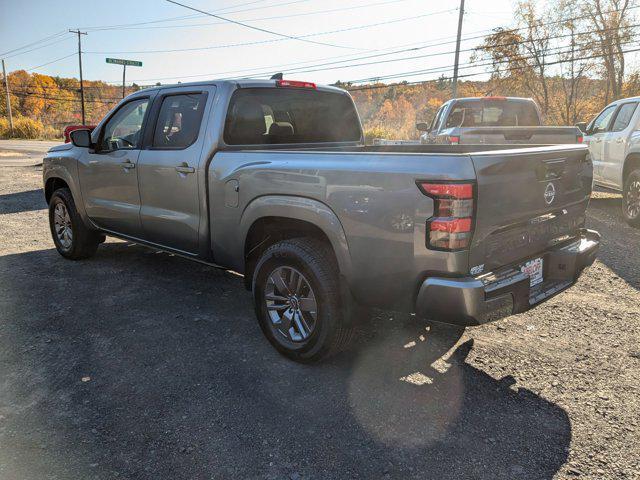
[152,93,207,149]
[445,100,540,127]
[610,102,638,132]
[224,88,361,145]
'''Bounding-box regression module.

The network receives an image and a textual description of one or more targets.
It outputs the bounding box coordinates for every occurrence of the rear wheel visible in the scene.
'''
[252,238,354,363]
[622,169,640,228]
[49,188,101,259]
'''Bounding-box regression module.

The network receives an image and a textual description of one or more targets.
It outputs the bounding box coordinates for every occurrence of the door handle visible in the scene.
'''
[616,137,624,143]
[121,160,135,169]
[175,163,195,174]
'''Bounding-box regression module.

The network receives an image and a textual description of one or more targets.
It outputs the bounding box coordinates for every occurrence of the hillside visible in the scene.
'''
[0,70,629,140]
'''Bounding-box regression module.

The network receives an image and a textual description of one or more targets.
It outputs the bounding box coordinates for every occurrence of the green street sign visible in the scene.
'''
[106,58,142,67]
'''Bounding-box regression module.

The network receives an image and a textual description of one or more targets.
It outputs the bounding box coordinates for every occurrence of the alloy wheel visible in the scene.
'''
[264,266,317,342]
[54,202,73,249]
[626,180,640,219]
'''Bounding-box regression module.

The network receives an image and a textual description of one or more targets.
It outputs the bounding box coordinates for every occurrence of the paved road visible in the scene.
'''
[0,139,61,167]
[0,166,638,479]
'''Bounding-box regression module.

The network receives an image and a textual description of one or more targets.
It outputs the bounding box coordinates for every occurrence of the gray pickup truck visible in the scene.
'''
[43,79,600,362]
[417,97,584,145]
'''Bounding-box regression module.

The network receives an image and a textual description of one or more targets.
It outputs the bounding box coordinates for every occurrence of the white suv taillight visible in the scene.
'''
[417,182,475,251]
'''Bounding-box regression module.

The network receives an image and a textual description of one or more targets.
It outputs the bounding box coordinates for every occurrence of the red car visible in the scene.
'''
[63,125,96,143]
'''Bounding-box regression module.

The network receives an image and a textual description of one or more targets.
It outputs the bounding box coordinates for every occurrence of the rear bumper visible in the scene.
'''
[415,229,600,326]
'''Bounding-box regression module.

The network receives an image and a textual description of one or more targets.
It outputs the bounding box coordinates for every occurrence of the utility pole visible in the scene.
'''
[451,0,465,99]
[1,59,14,135]
[122,64,126,98]
[69,29,87,124]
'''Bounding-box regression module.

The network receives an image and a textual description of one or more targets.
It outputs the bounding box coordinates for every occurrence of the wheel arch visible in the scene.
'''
[44,177,71,204]
[43,164,91,226]
[240,196,352,290]
[623,152,640,185]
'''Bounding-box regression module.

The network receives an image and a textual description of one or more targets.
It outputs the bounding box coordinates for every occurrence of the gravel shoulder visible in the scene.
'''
[0,165,638,479]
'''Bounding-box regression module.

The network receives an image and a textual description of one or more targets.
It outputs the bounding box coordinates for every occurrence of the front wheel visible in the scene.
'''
[622,169,640,228]
[49,188,101,259]
[252,238,354,363]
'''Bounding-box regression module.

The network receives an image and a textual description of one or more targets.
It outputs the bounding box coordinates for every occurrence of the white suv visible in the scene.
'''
[582,97,640,227]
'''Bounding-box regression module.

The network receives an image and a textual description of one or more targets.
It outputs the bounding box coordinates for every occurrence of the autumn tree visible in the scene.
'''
[582,0,637,102]
[474,1,556,117]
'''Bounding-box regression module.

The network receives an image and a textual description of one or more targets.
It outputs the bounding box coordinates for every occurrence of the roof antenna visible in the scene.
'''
[270,73,283,80]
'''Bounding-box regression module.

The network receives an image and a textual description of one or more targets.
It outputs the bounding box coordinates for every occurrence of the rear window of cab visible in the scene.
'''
[224,88,362,145]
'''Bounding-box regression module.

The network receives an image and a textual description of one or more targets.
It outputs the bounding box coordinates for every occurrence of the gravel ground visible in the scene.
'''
[0,164,639,480]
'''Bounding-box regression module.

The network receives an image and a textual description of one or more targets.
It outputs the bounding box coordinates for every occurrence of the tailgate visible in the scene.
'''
[468,145,592,272]
[460,127,581,145]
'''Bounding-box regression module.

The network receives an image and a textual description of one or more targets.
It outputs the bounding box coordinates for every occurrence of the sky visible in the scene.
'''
[0,0,520,87]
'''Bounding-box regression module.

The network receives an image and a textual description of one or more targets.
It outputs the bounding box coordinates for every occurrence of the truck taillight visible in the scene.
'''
[418,181,475,251]
[577,134,584,144]
[276,79,316,89]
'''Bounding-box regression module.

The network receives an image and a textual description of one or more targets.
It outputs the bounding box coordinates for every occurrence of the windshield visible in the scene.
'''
[224,88,362,145]
[444,100,540,128]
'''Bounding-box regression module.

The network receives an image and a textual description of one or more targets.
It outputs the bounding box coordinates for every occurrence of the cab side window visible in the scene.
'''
[590,105,617,134]
[100,98,149,151]
[152,93,207,149]
[610,102,638,132]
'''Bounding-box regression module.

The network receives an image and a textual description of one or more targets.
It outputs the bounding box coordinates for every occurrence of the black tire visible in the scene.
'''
[622,169,640,228]
[252,238,354,363]
[49,188,101,260]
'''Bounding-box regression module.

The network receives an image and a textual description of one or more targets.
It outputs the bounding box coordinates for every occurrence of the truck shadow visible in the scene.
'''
[0,188,46,214]
[0,242,570,480]
[587,193,640,289]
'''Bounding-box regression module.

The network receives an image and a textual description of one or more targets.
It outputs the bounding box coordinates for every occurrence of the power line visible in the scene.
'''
[0,31,67,57]
[85,8,457,55]
[164,0,357,50]
[99,30,472,84]
[11,91,120,103]
[81,13,202,31]
[145,21,636,84]
[4,36,74,59]
[78,0,297,31]
[345,45,640,92]
[248,21,640,78]
[26,21,632,92]
[99,2,640,85]
[86,0,415,32]
[24,53,77,72]
[85,0,316,31]
[343,41,601,85]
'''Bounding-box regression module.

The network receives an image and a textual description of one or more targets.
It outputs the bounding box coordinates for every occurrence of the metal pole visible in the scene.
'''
[1,59,14,135]
[122,65,126,98]
[451,0,465,99]
[69,29,87,124]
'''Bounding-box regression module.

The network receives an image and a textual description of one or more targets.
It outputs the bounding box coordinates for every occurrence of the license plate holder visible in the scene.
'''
[521,257,544,287]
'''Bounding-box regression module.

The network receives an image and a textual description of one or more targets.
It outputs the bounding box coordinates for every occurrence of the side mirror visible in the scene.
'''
[70,129,92,148]
[575,122,588,134]
[416,122,430,132]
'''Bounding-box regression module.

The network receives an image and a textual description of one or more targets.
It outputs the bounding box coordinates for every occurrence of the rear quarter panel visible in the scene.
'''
[208,150,477,308]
